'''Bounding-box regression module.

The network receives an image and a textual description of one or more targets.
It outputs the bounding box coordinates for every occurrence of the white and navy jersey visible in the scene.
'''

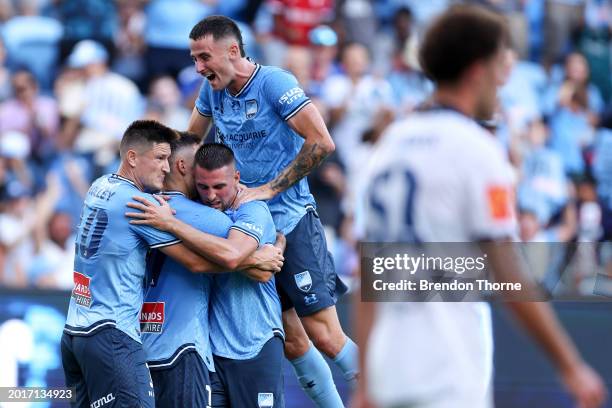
[142,192,233,372]
[64,174,180,343]
[196,64,316,235]
[210,200,283,360]
[363,110,516,407]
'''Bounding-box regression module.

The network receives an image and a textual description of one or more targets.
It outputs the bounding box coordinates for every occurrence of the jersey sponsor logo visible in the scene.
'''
[295,270,312,292]
[72,271,92,308]
[257,392,274,408]
[278,87,305,105]
[240,221,264,235]
[140,302,165,333]
[246,99,258,119]
[487,185,511,220]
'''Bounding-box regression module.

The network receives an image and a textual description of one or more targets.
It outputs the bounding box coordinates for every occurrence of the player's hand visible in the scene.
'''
[274,231,287,253]
[233,185,274,209]
[125,195,176,231]
[560,361,607,408]
[241,268,275,283]
[251,243,284,272]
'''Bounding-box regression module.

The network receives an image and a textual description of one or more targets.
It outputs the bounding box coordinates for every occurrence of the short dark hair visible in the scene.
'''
[419,5,509,85]
[194,143,235,170]
[119,120,177,158]
[169,131,201,164]
[189,15,245,57]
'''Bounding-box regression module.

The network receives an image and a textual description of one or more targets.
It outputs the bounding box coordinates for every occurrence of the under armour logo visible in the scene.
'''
[306,381,316,389]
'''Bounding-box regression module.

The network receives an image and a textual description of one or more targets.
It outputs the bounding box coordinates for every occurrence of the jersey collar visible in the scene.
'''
[163,190,186,197]
[228,62,260,98]
[110,174,139,189]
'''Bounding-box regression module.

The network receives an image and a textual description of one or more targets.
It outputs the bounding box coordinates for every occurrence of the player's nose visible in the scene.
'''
[195,60,206,74]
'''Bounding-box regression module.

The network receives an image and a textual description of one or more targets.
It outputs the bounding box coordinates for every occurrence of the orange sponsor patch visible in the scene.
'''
[487,185,511,220]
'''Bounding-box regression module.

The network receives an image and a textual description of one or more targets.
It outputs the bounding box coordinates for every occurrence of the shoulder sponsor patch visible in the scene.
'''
[72,271,92,308]
[258,393,274,408]
[487,185,511,220]
[294,270,312,292]
[140,302,165,333]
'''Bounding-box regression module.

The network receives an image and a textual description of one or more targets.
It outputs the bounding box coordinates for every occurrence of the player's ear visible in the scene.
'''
[234,170,240,183]
[126,149,137,167]
[228,41,239,59]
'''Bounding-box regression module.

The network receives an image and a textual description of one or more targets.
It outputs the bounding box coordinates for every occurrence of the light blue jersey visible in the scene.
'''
[64,174,180,343]
[209,200,283,359]
[142,192,233,372]
[196,64,315,234]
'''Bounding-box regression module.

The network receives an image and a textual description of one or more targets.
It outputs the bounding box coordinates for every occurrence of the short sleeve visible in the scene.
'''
[195,79,213,117]
[130,194,181,248]
[464,144,517,240]
[230,201,270,245]
[263,70,311,121]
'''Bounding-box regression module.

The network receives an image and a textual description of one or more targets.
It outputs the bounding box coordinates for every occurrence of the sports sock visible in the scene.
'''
[332,337,359,387]
[290,343,345,407]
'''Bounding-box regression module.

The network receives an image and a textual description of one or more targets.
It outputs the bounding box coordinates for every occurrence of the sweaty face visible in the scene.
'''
[190,36,235,91]
[194,164,239,211]
[134,142,171,192]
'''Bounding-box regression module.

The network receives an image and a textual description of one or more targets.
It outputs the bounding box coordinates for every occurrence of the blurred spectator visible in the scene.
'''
[0,69,60,165]
[578,0,612,103]
[518,119,576,241]
[283,46,314,94]
[543,0,586,67]
[0,0,13,23]
[549,85,596,177]
[543,52,604,120]
[0,37,11,102]
[372,6,416,75]
[46,0,117,65]
[1,0,63,90]
[308,25,340,96]
[144,75,191,129]
[30,211,74,289]
[144,0,211,85]
[593,126,612,273]
[267,0,334,46]
[112,0,147,88]
[321,42,394,171]
[339,0,376,49]
[64,39,144,168]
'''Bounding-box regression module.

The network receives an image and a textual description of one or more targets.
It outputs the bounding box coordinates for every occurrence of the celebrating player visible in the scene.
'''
[187,15,356,407]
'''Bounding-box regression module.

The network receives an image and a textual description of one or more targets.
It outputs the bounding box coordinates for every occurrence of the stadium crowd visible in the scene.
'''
[0,0,610,295]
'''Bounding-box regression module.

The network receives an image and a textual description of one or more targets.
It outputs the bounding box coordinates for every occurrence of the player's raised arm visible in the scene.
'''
[234,101,335,206]
[187,106,213,141]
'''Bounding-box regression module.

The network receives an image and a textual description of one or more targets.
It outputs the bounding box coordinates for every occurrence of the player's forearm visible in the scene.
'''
[267,140,333,195]
[484,242,583,373]
[506,301,583,373]
[167,219,248,270]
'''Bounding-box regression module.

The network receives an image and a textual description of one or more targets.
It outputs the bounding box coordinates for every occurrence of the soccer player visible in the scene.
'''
[140,133,284,408]
[61,120,282,408]
[127,142,286,407]
[187,15,356,407]
[354,6,607,408]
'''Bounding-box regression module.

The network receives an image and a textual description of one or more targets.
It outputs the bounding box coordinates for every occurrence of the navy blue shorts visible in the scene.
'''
[61,323,154,408]
[150,348,212,408]
[211,336,284,408]
[276,208,348,316]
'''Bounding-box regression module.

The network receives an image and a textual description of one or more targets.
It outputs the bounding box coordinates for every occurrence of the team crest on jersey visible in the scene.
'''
[257,393,274,408]
[246,99,258,119]
[72,271,92,308]
[140,302,165,333]
[295,271,312,292]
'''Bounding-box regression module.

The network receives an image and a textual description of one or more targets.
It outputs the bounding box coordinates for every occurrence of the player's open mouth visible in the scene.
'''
[205,73,216,82]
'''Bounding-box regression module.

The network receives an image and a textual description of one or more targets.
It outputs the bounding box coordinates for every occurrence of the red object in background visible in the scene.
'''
[268,0,334,46]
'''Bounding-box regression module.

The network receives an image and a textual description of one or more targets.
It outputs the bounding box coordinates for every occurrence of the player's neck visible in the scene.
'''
[163,178,189,197]
[116,164,143,191]
[227,58,256,96]
[432,86,476,118]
